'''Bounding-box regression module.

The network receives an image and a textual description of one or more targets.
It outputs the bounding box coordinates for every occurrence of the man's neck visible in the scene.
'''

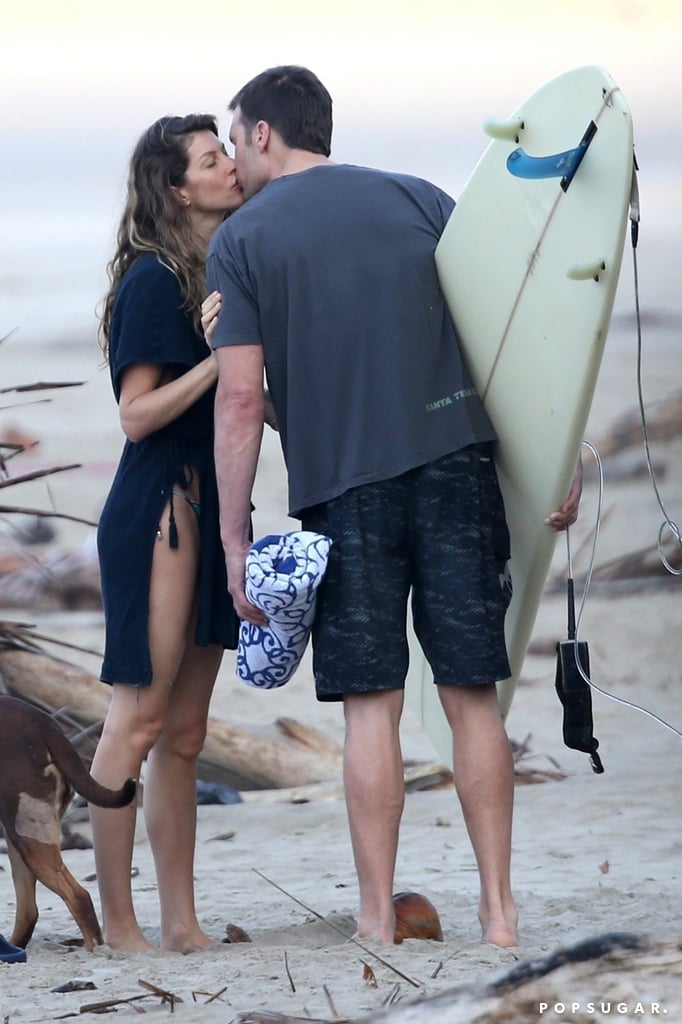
[276,151,332,178]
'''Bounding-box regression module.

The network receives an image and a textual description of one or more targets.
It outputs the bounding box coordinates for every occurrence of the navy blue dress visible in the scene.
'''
[97,253,238,686]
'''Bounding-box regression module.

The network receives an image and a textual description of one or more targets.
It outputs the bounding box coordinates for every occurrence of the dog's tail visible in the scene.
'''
[44,719,136,808]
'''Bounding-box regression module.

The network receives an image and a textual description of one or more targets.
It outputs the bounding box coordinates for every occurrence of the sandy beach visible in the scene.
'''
[1,216,682,1023]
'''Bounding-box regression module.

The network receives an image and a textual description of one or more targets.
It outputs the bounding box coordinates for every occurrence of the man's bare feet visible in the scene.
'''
[479,905,519,948]
[355,912,397,945]
[482,921,519,948]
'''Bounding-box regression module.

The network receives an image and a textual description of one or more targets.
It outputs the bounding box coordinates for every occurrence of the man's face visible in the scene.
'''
[229,107,270,200]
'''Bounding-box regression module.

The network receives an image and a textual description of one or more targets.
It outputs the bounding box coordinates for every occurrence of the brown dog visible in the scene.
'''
[0,694,135,950]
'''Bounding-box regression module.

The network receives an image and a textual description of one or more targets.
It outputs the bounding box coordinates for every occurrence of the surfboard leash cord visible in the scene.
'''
[566,441,682,742]
[628,156,682,576]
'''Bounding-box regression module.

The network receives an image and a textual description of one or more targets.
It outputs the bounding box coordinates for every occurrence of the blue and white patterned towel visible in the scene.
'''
[237,531,332,689]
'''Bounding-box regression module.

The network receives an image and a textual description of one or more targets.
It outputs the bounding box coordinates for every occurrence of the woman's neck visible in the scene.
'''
[192,210,226,249]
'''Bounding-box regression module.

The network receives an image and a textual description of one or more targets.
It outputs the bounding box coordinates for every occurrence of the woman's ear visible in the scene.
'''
[170,186,191,207]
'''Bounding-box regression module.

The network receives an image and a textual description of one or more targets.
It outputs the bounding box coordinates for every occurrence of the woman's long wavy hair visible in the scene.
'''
[99,114,219,359]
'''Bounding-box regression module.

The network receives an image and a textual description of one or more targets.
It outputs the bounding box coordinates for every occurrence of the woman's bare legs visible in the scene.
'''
[144,640,221,952]
[90,681,161,951]
[90,497,220,952]
[438,683,519,947]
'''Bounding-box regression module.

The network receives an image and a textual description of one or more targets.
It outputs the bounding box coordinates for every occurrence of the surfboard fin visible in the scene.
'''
[483,116,525,142]
[567,260,606,282]
[506,120,598,192]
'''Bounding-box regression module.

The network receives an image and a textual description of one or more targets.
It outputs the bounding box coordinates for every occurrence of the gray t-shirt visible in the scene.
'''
[207,163,495,516]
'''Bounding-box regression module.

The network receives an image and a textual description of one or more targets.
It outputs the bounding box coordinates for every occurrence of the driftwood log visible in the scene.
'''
[592,388,682,457]
[0,642,452,795]
[230,933,682,1023]
[546,534,682,596]
[0,625,559,796]
[359,933,682,1024]
[0,640,344,791]
[0,621,457,800]
[239,761,453,805]
[0,544,101,610]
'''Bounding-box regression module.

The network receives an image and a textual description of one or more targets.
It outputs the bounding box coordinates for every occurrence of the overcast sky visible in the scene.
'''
[4,0,680,160]
[2,0,680,342]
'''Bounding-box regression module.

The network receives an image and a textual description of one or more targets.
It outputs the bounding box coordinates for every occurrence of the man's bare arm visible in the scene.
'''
[214,344,268,624]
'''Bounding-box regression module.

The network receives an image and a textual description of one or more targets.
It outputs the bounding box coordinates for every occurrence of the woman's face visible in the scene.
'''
[178,130,244,217]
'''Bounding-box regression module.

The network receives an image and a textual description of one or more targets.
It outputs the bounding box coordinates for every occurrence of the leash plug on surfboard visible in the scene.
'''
[554,527,604,774]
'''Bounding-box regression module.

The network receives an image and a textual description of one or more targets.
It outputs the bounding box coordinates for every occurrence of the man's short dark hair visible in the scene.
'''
[230,65,332,157]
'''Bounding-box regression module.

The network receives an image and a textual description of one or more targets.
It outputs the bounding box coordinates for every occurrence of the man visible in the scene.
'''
[208,65,581,947]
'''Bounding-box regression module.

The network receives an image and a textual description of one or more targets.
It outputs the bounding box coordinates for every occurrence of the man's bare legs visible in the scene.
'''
[343,690,405,943]
[343,684,516,947]
[439,683,518,947]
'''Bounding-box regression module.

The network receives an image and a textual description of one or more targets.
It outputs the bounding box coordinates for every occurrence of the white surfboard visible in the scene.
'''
[405,65,635,766]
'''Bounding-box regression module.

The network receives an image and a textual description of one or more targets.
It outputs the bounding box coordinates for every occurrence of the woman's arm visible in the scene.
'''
[118,356,218,442]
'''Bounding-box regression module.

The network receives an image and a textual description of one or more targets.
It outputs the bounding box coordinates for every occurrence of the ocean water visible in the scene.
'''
[2,149,678,413]
[0,115,680,482]
[0,116,680,557]
[1,136,680,356]
[1,178,120,348]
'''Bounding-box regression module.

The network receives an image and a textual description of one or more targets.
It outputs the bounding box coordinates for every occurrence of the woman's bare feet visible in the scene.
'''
[161,924,215,954]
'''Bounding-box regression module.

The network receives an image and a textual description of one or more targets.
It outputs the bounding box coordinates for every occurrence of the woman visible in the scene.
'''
[90,114,243,953]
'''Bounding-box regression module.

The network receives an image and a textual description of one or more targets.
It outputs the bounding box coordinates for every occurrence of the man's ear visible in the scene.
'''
[254,120,271,154]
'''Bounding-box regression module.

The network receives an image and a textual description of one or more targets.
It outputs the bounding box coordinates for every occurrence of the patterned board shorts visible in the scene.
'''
[301,444,513,702]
